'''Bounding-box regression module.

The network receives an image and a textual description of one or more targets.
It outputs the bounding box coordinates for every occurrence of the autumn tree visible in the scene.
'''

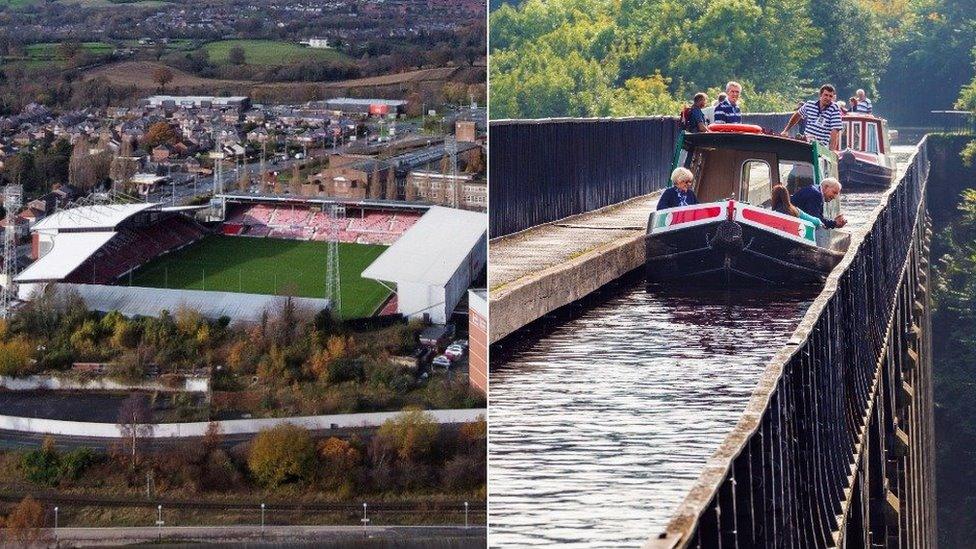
[144,122,177,150]
[0,337,33,376]
[318,437,361,491]
[117,392,154,462]
[1,496,48,547]
[68,139,97,189]
[289,164,302,195]
[385,171,397,200]
[375,409,440,464]
[152,66,174,91]
[56,41,82,62]
[247,423,317,488]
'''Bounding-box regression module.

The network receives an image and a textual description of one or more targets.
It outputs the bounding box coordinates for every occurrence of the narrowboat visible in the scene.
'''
[645,125,851,286]
[837,113,896,188]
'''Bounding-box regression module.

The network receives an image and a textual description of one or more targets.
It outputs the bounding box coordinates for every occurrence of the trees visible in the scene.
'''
[247,423,317,488]
[144,122,177,150]
[117,392,154,462]
[152,66,174,91]
[318,436,362,490]
[375,409,440,464]
[0,496,47,547]
[0,337,33,376]
[229,45,247,66]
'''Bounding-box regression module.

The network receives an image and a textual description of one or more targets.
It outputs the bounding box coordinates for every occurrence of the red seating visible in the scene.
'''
[65,215,209,285]
[221,204,420,245]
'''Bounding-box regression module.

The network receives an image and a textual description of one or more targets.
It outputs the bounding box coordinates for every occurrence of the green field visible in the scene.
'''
[24,42,114,58]
[201,40,350,66]
[128,236,391,319]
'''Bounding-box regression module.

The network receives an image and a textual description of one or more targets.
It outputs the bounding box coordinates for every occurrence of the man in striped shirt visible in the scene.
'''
[780,84,843,150]
[854,89,873,113]
[713,81,742,124]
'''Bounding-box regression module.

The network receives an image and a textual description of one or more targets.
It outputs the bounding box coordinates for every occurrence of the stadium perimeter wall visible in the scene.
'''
[0,408,486,439]
[0,374,209,393]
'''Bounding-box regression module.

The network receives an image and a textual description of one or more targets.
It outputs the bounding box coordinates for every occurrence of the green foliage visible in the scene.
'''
[490,0,827,118]
[247,423,317,488]
[20,444,95,487]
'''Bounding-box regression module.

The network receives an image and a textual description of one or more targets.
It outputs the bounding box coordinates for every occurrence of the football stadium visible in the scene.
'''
[13,195,487,323]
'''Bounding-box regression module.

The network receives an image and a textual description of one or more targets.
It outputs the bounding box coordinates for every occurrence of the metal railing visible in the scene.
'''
[651,137,935,547]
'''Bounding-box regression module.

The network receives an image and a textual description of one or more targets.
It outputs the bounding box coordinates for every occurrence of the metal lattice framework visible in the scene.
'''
[1,185,23,318]
[325,203,345,314]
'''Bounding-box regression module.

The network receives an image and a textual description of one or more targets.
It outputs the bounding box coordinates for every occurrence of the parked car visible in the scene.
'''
[444,344,465,361]
[432,355,451,369]
[452,338,469,350]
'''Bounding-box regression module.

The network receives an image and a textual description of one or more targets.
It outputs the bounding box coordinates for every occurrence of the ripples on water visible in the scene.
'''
[488,153,914,547]
[489,284,816,547]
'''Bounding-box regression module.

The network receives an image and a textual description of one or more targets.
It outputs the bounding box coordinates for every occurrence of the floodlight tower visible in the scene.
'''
[444,135,459,208]
[325,203,345,315]
[1,184,23,319]
[210,151,226,196]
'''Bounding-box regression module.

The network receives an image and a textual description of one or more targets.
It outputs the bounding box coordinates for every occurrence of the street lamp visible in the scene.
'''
[54,506,59,544]
[261,503,265,535]
[361,502,369,527]
[464,501,468,529]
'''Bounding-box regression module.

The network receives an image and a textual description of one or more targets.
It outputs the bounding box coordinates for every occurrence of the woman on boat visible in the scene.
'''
[770,184,822,227]
[656,167,699,210]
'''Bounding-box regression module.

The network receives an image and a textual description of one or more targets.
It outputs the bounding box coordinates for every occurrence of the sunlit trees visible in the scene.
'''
[247,423,317,488]
[0,496,47,546]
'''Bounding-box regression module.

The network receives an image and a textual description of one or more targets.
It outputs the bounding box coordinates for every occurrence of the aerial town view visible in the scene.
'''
[0,0,486,546]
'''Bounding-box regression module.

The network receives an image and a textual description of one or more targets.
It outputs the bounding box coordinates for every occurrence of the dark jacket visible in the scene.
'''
[657,186,698,210]
[791,185,835,228]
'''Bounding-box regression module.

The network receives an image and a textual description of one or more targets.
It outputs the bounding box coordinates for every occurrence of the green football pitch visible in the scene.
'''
[128,236,391,319]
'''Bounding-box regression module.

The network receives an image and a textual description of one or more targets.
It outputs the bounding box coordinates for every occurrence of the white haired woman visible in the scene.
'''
[656,167,699,210]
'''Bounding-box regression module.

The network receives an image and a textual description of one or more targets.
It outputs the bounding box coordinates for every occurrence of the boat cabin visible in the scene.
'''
[675,130,838,205]
[842,114,888,154]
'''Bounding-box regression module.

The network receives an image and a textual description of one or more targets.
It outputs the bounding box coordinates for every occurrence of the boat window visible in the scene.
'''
[848,122,861,151]
[779,161,814,193]
[866,123,880,154]
[741,160,772,205]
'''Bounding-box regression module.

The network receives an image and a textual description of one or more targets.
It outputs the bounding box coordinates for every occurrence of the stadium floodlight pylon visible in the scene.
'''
[325,203,345,315]
[1,185,22,319]
[444,135,459,209]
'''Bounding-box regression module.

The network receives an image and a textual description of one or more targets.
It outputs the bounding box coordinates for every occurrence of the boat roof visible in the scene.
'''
[842,113,884,122]
[681,131,826,163]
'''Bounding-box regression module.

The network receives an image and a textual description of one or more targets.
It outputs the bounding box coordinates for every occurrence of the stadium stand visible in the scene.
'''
[222,204,422,246]
[64,215,208,284]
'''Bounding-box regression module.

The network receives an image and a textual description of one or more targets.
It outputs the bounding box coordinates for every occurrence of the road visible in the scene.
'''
[50,524,486,547]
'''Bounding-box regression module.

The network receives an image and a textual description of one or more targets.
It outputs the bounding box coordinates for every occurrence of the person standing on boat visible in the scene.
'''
[854,89,873,113]
[683,93,709,133]
[770,184,822,227]
[702,92,726,124]
[713,82,742,124]
[780,84,843,150]
[657,167,698,210]
[790,177,847,229]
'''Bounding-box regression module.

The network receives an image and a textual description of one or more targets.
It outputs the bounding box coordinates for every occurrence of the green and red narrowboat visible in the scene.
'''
[645,125,851,285]
[838,113,896,188]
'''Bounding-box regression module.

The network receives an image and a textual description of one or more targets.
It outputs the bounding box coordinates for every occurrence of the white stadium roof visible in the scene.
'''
[32,203,158,232]
[362,206,486,287]
[15,232,115,282]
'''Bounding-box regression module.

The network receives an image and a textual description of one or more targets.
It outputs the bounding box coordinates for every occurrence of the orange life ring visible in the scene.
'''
[708,123,763,134]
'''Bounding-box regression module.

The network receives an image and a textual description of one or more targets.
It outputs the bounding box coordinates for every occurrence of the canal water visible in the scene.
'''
[488,146,918,547]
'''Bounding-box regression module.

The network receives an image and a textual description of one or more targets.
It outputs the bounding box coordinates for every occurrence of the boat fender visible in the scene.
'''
[710,220,744,251]
[709,123,764,134]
